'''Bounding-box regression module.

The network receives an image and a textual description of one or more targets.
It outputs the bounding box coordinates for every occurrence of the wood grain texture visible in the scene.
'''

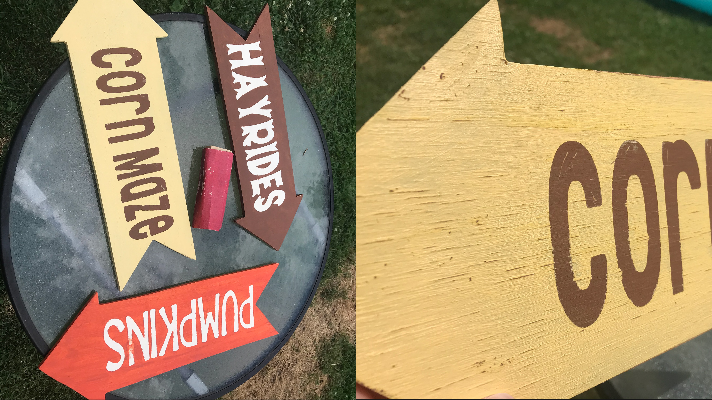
[356,0,712,398]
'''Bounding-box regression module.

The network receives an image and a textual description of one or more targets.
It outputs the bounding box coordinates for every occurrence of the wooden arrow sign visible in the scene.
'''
[357,0,712,398]
[40,264,278,400]
[206,5,302,250]
[51,0,195,290]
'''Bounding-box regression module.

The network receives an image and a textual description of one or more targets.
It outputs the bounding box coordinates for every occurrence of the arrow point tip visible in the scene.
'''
[416,0,504,74]
[258,4,272,23]
[471,0,504,53]
[117,275,130,291]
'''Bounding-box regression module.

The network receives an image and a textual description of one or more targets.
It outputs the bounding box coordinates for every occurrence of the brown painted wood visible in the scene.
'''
[206,5,301,250]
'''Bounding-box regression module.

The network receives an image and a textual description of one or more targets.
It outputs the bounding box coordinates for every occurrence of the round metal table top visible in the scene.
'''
[1,14,332,400]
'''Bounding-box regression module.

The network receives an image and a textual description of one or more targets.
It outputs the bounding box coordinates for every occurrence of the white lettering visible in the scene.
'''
[240,285,255,328]
[227,42,264,69]
[104,319,125,372]
[238,95,271,119]
[198,294,220,343]
[180,299,197,348]
[104,287,260,368]
[232,73,268,101]
[159,305,179,356]
[242,120,274,147]
[221,290,239,336]
[245,141,278,161]
[247,152,280,176]
[251,170,283,197]
[150,309,157,359]
[126,311,150,366]
[255,190,285,212]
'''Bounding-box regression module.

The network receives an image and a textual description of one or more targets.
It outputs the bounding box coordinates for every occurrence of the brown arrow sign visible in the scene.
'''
[206,5,301,250]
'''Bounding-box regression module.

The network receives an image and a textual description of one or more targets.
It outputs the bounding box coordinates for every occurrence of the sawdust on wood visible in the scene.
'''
[225,262,355,399]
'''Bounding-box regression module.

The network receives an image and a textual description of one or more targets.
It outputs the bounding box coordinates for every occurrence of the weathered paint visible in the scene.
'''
[193,147,234,231]
[356,0,712,397]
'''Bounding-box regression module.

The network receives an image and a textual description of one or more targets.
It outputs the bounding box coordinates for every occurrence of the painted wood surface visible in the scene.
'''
[356,0,712,398]
[206,6,302,250]
[193,147,234,231]
[51,0,195,290]
[40,264,278,400]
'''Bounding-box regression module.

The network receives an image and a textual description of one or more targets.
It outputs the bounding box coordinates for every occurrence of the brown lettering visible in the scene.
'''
[121,177,167,203]
[129,215,174,240]
[124,194,170,222]
[549,141,607,328]
[106,117,155,144]
[96,71,146,94]
[91,47,142,68]
[114,147,163,180]
[662,140,701,295]
[612,141,661,307]
[100,94,151,115]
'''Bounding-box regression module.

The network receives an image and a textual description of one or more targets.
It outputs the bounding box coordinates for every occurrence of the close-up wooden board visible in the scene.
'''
[356,0,712,398]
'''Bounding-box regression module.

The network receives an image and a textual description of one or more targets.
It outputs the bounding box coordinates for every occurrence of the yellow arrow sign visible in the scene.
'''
[357,0,712,398]
[52,0,195,290]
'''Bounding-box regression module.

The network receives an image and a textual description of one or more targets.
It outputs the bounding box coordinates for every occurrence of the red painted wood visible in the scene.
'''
[206,5,302,250]
[39,264,279,399]
[192,146,234,231]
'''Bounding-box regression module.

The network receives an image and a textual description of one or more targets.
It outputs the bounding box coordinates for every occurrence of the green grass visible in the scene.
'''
[357,0,712,130]
[0,0,354,398]
[317,332,356,400]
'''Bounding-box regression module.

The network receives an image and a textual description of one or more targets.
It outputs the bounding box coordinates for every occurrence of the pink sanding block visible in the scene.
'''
[193,146,234,231]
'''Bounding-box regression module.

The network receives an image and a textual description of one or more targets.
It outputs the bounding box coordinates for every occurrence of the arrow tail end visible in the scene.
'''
[156,238,197,260]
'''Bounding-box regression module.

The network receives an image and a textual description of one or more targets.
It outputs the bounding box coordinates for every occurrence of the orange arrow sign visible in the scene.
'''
[51,0,195,290]
[206,5,302,250]
[40,264,278,400]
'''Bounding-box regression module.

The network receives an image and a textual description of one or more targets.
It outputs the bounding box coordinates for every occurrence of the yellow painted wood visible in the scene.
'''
[52,0,195,290]
[356,0,712,397]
